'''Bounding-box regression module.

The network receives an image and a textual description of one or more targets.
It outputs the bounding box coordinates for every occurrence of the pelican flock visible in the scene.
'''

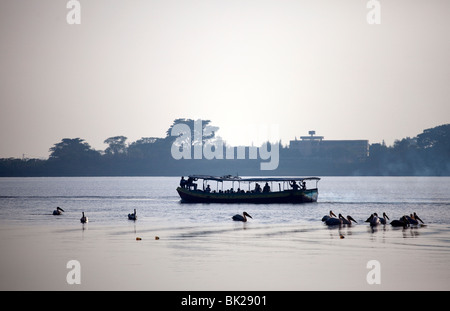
[232,212,252,222]
[321,211,424,229]
[365,212,425,228]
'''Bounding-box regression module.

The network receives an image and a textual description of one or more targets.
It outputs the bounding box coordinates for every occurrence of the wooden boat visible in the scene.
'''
[177,175,320,203]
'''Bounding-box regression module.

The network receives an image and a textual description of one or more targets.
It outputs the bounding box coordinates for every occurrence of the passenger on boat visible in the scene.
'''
[290,180,299,190]
[180,176,187,188]
[186,177,197,190]
[263,182,270,193]
[301,181,306,190]
[254,183,262,193]
[205,185,211,193]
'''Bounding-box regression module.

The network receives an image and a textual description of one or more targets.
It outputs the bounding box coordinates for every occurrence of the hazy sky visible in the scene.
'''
[1,0,449,158]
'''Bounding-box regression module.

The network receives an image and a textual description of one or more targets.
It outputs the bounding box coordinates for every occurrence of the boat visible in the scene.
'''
[176,175,320,204]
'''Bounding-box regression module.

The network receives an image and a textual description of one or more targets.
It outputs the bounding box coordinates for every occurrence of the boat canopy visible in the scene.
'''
[187,175,320,183]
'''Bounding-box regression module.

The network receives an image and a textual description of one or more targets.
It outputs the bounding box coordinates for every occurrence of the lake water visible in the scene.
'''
[1,176,450,291]
[1,176,449,226]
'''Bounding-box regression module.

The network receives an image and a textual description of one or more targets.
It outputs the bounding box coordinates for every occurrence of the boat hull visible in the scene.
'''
[177,187,318,204]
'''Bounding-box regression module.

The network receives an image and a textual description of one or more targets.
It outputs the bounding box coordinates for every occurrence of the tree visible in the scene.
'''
[104,136,128,156]
[417,124,450,152]
[127,137,165,159]
[392,137,416,154]
[49,138,100,161]
[165,118,218,149]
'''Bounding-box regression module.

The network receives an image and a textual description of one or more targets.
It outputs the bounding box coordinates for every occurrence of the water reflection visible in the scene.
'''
[367,224,388,234]
[403,227,422,238]
[366,223,425,238]
[324,223,355,239]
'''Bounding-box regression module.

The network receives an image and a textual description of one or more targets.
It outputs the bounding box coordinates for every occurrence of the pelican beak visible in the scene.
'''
[416,215,424,224]
[58,207,65,212]
[247,214,253,219]
[330,211,336,217]
[384,213,389,220]
[348,216,357,223]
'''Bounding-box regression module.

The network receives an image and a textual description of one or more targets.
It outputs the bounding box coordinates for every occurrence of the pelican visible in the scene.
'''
[341,215,357,225]
[80,212,88,223]
[405,212,424,225]
[325,215,342,226]
[390,216,410,228]
[413,212,424,224]
[128,209,137,220]
[369,213,381,226]
[232,212,252,222]
[322,210,337,222]
[370,212,389,226]
[365,214,374,223]
[404,214,417,225]
[379,212,390,225]
[52,206,64,215]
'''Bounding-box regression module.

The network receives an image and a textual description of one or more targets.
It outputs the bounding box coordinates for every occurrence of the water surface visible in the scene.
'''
[0,176,449,290]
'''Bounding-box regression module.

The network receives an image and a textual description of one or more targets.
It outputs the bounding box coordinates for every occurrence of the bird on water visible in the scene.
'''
[80,212,88,223]
[128,209,137,220]
[390,216,410,228]
[53,207,65,215]
[321,210,336,222]
[367,212,389,226]
[405,212,424,225]
[340,215,357,225]
[232,212,253,222]
[378,212,390,225]
[325,214,357,226]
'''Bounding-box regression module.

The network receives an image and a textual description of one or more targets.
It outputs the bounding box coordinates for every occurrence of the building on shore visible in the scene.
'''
[289,131,369,161]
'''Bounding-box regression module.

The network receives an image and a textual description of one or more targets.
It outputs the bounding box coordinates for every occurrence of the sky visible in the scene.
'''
[0,0,449,158]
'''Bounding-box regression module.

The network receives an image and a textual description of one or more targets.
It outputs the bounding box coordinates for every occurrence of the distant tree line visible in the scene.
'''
[362,124,450,175]
[0,120,449,176]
